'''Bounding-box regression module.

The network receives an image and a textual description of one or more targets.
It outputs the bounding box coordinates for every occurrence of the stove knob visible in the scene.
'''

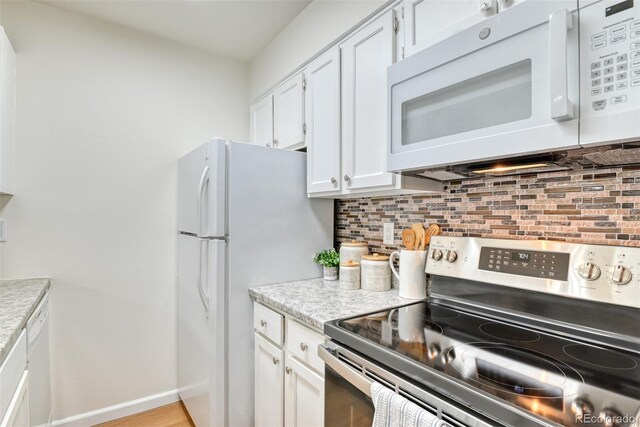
[599,407,623,427]
[570,398,594,417]
[611,265,632,285]
[427,344,441,360]
[578,262,601,281]
[445,250,458,263]
[430,249,443,261]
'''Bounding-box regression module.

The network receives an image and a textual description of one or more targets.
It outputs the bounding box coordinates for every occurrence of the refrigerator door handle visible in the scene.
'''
[197,240,210,315]
[196,165,210,237]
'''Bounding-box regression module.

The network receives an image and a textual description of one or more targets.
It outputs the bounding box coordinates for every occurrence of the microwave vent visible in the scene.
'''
[582,147,640,166]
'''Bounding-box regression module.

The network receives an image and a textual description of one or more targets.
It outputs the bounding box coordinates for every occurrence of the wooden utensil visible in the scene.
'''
[423,223,441,249]
[411,223,425,252]
[401,229,416,250]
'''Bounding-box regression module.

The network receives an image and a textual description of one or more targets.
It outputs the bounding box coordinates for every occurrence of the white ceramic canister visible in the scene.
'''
[360,254,391,292]
[339,241,369,264]
[339,260,360,290]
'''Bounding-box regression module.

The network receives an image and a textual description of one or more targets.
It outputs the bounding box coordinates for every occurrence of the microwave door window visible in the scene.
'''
[401,59,533,146]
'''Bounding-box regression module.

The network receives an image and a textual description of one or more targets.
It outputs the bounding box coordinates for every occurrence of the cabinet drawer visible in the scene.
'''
[253,303,284,345]
[0,330,27,420]
[286,320,325,374]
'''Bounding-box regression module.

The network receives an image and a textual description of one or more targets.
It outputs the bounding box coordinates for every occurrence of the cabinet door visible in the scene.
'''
[250,95,274,147]
[284,355,324,427]
[0,371,29,427]
[255,333,284,427]
[274,73,305,150]
[404,0,496,57]
[341,10,396,191]
[305,47,341,194]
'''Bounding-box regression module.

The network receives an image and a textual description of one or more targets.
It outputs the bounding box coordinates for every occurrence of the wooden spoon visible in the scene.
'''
[401,229,416,250]
[423,224,441,249]
[411,223,425,252]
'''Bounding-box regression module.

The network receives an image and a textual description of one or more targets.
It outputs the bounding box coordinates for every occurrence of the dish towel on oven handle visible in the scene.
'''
[371,382,450,427]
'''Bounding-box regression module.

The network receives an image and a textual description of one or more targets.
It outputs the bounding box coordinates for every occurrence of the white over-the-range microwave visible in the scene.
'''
[388,0,640,181]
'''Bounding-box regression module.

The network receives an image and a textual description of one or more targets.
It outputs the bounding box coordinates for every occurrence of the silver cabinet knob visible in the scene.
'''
[300,343,308,352]
[330,177,337,185]
[272,357,279,365]
[273,139,278,147]
[479,2,490,12]
[344,175,351,182]
[266,143,271,147]
[599,408,623,427]
[285,367,292,375]
[578,262,601,281]
[611,265,632,285]
[570,398,594,417]
[260,320,267,327]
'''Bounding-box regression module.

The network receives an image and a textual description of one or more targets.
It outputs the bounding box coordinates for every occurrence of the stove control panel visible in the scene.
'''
[478,247,570,281]
[426,236,640,309]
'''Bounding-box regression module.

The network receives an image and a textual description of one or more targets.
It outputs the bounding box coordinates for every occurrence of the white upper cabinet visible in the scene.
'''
[306,47,341,195]
[273,73,305,150]
[250,95,274,147]
[404,0,497,57]
[341,10,396,191]
[0,28,16,196]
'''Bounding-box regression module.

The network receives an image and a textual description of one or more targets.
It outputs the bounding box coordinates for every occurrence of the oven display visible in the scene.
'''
[512,252,530,262]
[479,247,570,281]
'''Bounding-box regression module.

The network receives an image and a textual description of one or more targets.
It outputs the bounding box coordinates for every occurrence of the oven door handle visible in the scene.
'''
[318,344,374,397]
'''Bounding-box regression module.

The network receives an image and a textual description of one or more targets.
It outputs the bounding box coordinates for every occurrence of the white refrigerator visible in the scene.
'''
[177,138,333,427]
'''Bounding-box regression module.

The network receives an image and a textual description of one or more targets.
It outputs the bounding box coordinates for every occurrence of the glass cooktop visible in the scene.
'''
[327,300,640,426]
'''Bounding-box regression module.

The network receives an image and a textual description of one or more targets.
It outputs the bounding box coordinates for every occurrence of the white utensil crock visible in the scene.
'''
[389,250,427,299]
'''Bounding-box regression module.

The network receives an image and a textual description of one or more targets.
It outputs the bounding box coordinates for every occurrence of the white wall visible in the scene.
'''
[249,0,386,101]
[0,1,248,421]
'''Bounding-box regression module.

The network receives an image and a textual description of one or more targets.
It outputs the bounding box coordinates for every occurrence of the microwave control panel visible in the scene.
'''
[581,0,639,112]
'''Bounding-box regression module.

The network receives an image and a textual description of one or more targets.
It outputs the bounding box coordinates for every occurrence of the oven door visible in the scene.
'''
[319,343,497,427]
[387,0,580,174]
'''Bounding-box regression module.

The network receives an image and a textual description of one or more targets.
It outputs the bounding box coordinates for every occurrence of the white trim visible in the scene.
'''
[51,389,180,427]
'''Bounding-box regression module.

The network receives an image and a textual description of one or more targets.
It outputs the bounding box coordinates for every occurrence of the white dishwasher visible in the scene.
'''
[27,294,51,427]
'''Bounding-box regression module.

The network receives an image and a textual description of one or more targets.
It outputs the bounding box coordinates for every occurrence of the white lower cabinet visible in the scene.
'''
[254,303,324,427]
[0,331,28,427]
[255,333,284,427]
[285,355,324,427]
[0,371,29,427]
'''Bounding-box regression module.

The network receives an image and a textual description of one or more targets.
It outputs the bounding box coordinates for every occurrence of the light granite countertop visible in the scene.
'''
[249,278,416,331]
[0,278,51,366]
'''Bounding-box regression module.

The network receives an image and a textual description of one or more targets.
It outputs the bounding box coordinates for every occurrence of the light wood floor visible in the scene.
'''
[95,402,194,427]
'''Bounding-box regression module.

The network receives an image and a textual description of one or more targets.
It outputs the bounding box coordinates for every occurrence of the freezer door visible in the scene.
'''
[178,139,226,237]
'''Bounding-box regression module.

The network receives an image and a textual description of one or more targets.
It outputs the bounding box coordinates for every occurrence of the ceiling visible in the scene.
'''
[38,0,312,62]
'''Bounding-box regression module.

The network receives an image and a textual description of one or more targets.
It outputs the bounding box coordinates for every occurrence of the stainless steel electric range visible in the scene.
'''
[320,237,640,427]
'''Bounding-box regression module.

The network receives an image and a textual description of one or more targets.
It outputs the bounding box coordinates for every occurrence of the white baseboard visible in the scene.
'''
[51,389,180,427]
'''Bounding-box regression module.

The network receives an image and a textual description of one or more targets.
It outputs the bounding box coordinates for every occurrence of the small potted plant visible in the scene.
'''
[314,248,340,281]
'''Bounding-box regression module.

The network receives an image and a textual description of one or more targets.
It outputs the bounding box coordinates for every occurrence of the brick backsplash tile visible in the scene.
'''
[335,167,640,254]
